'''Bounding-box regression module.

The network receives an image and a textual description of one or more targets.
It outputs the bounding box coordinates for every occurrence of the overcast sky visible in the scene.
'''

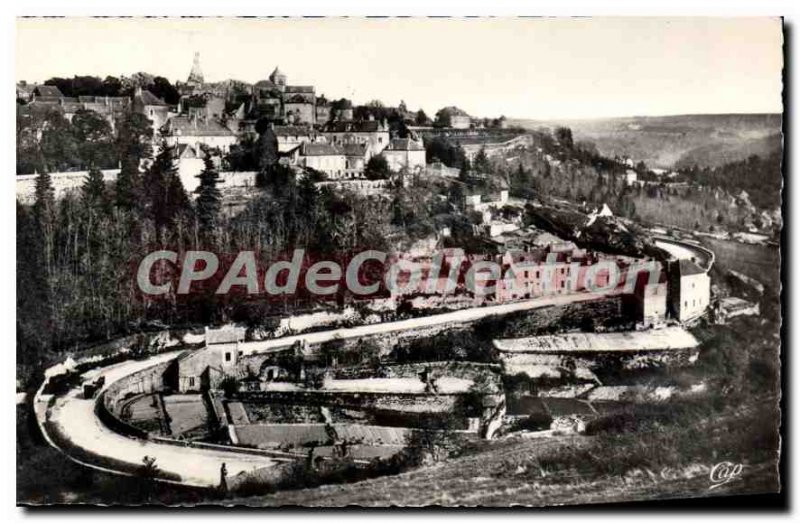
[16,17,783,120]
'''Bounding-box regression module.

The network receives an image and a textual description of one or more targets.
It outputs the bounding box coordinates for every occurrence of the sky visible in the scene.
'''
[15,17,784,120]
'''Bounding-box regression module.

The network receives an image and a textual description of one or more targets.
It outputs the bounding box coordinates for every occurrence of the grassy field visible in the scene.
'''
[701,237,781,285]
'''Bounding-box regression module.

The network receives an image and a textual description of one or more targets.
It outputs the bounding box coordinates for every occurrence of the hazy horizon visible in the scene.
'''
[16,17,784,120]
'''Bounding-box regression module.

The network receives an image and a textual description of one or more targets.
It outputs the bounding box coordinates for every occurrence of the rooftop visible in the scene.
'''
[323,120,386,133]
[340,143,368,157]
[167,116,234,137]
[272,125,320,137]
[135,89,168,107]
[285,85,315,94]
[206,327,245,345]
[34,85,63,98]
[386,138,425,151]
[300,142,342,157]
[494,326,699,354]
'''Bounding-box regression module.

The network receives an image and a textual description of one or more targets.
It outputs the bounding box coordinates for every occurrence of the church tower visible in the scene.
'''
[269,66,287,88]
[187,52,204,86]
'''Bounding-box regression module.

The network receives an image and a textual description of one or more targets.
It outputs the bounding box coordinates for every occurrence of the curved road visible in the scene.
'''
[38,353,276,488]
[653,236,715,271]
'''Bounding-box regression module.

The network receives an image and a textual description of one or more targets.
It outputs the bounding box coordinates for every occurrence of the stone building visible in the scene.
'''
[668,259,711,322]
[341,143,369,178]
[436,106,471,129]
[247,66,318,125]
[284,86,316,125]
[24,84,130,129]
[315,97,331,124]
[268,125,328,153]
[298,142,347,179]
[381,137,426,173]
[632,274,668,326]
[162,114,238,154]
[177,327,245,393]
[322,119,390,158]
[133,87,171,134]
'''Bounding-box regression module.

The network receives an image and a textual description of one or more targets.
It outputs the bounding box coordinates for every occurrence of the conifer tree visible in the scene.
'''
[82,166,107,207]
[194,151,222,245]
[144,140,191,245]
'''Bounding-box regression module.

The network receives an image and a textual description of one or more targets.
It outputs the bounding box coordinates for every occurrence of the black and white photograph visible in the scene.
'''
[13,13,786,509]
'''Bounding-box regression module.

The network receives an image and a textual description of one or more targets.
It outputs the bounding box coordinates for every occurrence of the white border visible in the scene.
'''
[3,1,796,520]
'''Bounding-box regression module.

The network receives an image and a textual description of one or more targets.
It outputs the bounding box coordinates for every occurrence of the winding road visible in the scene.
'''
[38,353,276,487]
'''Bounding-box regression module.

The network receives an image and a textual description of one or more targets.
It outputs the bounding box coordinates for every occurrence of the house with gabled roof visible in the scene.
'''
[162,114,237,154]
[298,142,347,179]
[133,87,172,133]
[382,137,426,173]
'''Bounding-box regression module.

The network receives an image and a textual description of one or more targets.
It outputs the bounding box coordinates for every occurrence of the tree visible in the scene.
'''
[38,110,80,172]
[72,109,115,169]
[473,147,491,174]
[101,76,123,96]
[114,111,153,210]
[149,76,180,105]
[365,155,391,180]
[415,109,429,126]
[194,152,222,245]
[33,169,56,253]
[82,166,107,207]
[144,141,191,244]
[555,126,574,149]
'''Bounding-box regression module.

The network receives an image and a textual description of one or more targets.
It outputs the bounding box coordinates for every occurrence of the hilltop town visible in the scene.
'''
[17,53,781,505]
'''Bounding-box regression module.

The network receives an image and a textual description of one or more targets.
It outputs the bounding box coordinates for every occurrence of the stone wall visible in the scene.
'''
[235,389,460,414]
[102,356,178,414]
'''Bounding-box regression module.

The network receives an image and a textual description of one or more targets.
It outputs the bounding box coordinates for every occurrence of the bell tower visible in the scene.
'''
[187,52,205,86]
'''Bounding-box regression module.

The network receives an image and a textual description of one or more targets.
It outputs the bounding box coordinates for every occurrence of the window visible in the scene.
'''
[189,377,195,387]
[225,352,231,362]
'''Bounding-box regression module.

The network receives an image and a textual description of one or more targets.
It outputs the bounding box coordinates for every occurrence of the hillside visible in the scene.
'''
[511,114,782,169]
[235,402,779,507]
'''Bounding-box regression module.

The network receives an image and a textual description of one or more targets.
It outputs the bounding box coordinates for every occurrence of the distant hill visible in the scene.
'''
[510,113,782,169]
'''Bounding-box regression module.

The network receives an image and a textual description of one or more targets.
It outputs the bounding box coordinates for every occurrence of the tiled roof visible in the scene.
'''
[386,138,424,151]
[340,143,368,157]
[175,143,208,159]
[323,120,385,133]
[166,116,235,137]
[206,327,245,345]
[440,105,470,117]
[29,96,63,105]
[285,93,313,103]
[254,80,279,89]
[136,89,168,106]
[300,142,342,157]
[285,85,314,93]
[35,85,63,98]
[272,125,319,137]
